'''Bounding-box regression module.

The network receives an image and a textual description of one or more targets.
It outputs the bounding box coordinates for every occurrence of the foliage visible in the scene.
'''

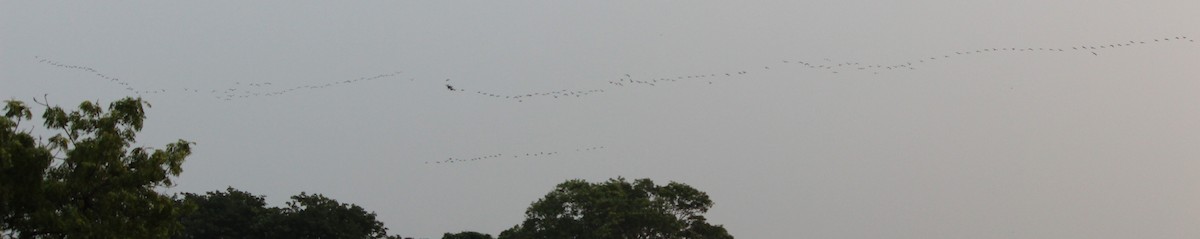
[1,97,192,238]
[174,188,270,239]
[443,231,494,239]
[175,188,399,239]
[264,192,392,238]
[499,177,733,239]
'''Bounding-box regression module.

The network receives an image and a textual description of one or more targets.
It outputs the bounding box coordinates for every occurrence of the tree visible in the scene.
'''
[174,188,271,239]
[1,97,193,238]
[175,188,400,239]
[262,192,392,239]
[443,231,494,239]
[499,178,733,239]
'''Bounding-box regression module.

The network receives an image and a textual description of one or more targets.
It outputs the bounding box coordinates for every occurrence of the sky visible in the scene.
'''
[3,1,1200,238]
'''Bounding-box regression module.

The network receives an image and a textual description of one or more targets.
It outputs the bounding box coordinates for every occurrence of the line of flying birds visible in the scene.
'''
[34,56,403,101]
[36,36,1195,103]
[427,146,608,165]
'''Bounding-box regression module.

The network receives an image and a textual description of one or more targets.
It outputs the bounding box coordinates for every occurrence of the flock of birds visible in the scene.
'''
[444,77,604,101]
[426,146,607,165]
[35,56,152,93]
[35,35,1196,104]
[29,35,1196,164]
[199,72,403,101]
[777,36,1195,75]
[34,56,404,101]
[456,85,608,103]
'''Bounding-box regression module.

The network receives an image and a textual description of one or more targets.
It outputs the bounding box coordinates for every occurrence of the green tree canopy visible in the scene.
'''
[175,188,400,239]
[1,97,192,238]
[263,192,391,239]
[499,177,733,239]
[443,231,494,239]
[174,187,271,239]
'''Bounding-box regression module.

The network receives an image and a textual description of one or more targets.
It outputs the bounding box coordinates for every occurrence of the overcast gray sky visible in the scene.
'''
[4,1,1200,238]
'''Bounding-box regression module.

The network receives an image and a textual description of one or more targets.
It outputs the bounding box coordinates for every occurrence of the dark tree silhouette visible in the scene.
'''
[499,177,733,239]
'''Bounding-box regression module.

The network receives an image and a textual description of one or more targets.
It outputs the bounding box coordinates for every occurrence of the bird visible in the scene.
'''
[446,84,456,91]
